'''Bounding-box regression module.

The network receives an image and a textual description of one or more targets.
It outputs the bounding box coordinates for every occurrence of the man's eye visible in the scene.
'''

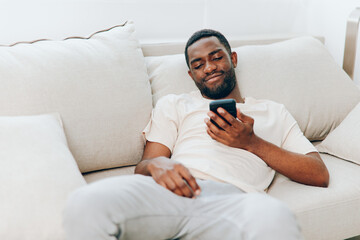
[213,56,223,61]
[194,64,203,69]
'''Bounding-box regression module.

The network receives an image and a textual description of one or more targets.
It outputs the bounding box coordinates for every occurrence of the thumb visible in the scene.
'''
[237,108,253,123]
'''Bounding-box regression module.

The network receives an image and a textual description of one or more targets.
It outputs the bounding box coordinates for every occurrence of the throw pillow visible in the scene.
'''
[0,114,86,239]
[0,21,152,173]
[234,36,360,141]
[317,102,360,165]
[146,54,197,104]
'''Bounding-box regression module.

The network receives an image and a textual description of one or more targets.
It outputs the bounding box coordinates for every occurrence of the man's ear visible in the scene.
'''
[188,70,194,80]
[231,52,238,68]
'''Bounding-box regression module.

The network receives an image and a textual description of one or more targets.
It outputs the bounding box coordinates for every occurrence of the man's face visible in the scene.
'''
[187,36,237,99]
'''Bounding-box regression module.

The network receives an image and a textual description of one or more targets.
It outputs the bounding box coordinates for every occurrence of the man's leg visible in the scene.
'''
[64,176,302,240]
[182,180,302,240]
[63,174,194,240]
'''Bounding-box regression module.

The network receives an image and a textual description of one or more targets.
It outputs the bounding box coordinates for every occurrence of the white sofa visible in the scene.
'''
[1,21,360,240]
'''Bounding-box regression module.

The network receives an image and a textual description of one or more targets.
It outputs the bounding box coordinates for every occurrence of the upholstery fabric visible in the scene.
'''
[268,154,360,240]
[83,166,136,183]
[234,37,360,140]
[146,54,197,104]
[0,114,86,240]
[0,21,152,173]
[317,102,360,165]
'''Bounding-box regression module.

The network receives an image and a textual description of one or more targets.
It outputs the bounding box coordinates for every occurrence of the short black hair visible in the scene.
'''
[185,29,232,68]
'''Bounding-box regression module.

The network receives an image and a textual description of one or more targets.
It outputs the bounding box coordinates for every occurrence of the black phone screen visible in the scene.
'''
[209,99,236,130]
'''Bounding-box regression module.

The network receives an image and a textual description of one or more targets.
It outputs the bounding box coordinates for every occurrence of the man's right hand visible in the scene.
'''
[147,157,201,198]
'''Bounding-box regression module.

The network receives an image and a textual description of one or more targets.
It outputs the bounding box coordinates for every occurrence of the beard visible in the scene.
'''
[194,67,237,99]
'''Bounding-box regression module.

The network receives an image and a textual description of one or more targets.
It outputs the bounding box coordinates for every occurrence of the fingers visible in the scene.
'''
[207,108,254,132]
[167,170,194,198]
[206,126,228,146]
[205,108,256,149]
[154,164,201,198]
[215,107,253,126]
[236,108,254,125]
[175,164,201,196]
[216,107,237,126]
[206,110,232,132]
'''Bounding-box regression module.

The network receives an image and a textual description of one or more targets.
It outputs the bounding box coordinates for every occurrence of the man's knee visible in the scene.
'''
[63,184,118,239]
[241,193,302,240]
[64,185,103,223]
[64,175,150,221]
[254,194,294,220]
[63,175,149,239]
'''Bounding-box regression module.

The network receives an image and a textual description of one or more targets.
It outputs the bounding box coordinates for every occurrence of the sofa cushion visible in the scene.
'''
[234,37,360,140]
[146,54,197,104]
[0,21,152,173]
[145,37,360,140]
[317,102,360,165]
[268,154,360,240]
[83,166,136,183]
[0,114,86,240]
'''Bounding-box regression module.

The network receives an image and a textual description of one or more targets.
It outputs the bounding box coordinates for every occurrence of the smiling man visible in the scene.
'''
[64,29,329,240]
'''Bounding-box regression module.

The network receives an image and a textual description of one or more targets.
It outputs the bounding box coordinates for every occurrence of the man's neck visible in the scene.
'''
[224,87,244,103]
[201,89,244,103]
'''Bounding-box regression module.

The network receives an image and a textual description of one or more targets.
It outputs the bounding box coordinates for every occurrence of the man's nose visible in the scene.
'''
[204,61,216,74]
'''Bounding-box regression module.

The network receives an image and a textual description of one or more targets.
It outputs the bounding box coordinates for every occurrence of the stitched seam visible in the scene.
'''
[0,22,128,47]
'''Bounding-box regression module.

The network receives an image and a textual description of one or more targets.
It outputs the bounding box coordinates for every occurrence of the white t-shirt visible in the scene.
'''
[143,90,317,192]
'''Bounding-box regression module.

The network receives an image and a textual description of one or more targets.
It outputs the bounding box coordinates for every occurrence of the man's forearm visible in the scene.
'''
[135,156,173,176]
[135,159,153,176]
[247,135,329,187]
[137,141,172,176]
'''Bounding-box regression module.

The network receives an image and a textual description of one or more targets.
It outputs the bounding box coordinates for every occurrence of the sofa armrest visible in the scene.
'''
[343,7,360,80]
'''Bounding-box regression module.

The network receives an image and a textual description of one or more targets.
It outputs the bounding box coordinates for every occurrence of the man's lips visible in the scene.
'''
[204,72,224,82]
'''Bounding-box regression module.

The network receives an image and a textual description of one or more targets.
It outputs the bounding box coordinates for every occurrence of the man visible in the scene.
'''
[64,29,329,240]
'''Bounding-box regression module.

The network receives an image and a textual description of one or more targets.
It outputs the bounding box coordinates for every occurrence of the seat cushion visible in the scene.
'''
[0,21,152,173]
[268,154,360,240]
[83,166,136,183]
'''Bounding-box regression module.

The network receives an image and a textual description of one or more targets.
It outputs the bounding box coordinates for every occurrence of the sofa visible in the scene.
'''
[1,20,360,240]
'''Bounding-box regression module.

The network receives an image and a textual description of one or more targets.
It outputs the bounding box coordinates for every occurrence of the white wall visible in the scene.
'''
[305,0,360,83]
[0,0,307,44]
[0,0,358,82]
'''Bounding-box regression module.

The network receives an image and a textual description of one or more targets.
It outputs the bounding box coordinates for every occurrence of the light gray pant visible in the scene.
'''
[63,174,302,240]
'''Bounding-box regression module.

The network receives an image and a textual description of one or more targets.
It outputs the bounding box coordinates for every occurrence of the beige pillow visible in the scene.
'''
[146,37,360,140]
[317,102,360,164]
[0,21,152,173]
[0,114,86,240]
[146,54,197,104]
[234,37,360,140]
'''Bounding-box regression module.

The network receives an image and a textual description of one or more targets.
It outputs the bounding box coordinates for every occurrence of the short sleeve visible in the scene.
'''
[280,105,318,154]
[143,95,180,152]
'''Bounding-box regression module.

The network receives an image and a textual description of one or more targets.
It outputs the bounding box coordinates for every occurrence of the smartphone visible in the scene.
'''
[209,99,237,130]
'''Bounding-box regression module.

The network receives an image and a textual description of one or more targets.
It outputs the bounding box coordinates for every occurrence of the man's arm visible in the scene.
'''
[135,141,201,198]
[205,107,329,187]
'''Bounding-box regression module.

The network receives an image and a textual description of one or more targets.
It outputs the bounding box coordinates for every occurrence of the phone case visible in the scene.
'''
[209,99,236,130]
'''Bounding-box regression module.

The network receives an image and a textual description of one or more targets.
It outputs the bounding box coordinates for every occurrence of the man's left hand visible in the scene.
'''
[205,107,258,150]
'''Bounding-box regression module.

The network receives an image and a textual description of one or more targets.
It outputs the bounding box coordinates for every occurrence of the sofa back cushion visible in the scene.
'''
[234,37,360,140]
[0,21,152,173]
[145,37,360,140]
[146,54,197,104]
